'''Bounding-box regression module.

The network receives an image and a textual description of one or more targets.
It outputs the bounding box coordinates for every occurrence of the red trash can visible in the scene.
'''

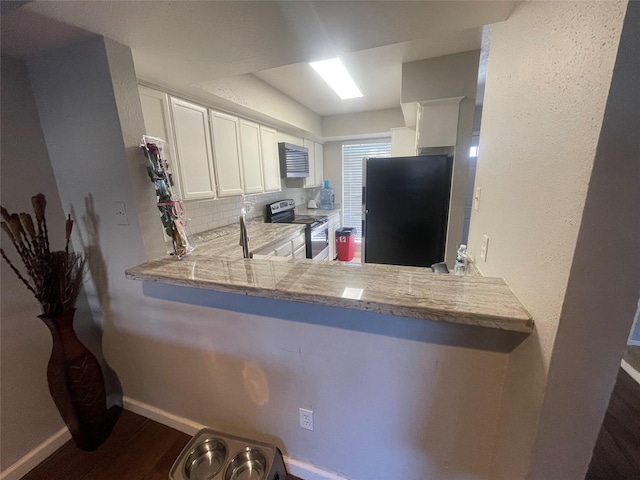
[336,227,356,261]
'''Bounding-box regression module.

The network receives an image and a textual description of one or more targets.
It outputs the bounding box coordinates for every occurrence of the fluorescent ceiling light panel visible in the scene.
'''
[309,58,362,100]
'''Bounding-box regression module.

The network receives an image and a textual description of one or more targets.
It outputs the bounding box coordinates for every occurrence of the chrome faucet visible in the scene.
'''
[239,214,250,258]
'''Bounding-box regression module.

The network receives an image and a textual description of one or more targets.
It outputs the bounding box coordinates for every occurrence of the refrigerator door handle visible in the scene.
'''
[361,217,366,263]
[361,157,368,263]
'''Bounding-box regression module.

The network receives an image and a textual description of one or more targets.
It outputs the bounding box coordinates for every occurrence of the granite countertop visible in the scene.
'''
[127,223,533,333]
[191,222,305,259]
[294,206,341,217]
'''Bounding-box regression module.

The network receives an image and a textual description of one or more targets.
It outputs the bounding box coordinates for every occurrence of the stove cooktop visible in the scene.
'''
[265,199,328,226]
[265,199,330,260]
[292,215,328,225]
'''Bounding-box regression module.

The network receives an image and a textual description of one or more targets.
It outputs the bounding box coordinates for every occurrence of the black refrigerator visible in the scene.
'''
[362,155,453,267]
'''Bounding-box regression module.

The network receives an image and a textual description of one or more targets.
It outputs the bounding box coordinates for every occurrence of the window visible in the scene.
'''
[342,141,392,242]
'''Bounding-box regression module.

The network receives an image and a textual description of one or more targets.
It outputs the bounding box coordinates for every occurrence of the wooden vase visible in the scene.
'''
[38,308,115,451]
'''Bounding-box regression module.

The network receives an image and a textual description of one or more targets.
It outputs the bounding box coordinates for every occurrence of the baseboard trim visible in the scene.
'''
[283,456,349,480]
[621,358,640,385]
[123,396,205,436]
[0,427,71,480]
[123,396,348,480]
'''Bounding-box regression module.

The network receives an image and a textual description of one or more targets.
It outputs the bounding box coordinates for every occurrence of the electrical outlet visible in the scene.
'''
[473,187,481,211]
[299,408,314,431]
[113,201,129,225]
[481,235,490,261]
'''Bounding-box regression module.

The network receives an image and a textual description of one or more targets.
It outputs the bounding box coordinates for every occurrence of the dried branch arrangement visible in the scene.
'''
[1,194,86,317]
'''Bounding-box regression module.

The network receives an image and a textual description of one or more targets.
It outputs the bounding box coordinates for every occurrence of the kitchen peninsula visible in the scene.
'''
[126,222,533,335]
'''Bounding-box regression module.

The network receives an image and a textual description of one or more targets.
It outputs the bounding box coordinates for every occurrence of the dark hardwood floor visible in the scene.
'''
[23,409,303,480]
[587,367,640,479]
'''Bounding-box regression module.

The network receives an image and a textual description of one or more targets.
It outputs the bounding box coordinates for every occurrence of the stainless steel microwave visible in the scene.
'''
[278,142,309,178]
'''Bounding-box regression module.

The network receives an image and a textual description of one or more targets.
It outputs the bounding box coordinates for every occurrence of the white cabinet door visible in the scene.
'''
[139,86,172,142]
[291,232,305,251]
[252,252,275,259]
[314,142,324,187]
[416,97,462,149]
[275,241,293,258]
[170,98,216,200]
[138,86,182,197]
[293,244,306,259]
[210,111,244,197]
[260,126,281,192]
[276,131,304,146]
[303,138,316,188]
[329,224,336,260]
[239,119,264,194]
[391,127,417,156]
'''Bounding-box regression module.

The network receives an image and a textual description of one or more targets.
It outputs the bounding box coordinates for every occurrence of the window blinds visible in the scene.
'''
[341,142,391,242]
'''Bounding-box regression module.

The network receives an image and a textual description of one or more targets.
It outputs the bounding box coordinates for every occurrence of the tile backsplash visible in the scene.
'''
[182,187,319,236]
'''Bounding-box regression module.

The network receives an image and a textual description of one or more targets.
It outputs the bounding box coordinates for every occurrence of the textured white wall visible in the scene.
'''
[120,285,510,480]
[527,1,640,477]
[24,36,514,480]
[401,50,480,104]
[28,37,153,332]
[104,40,167,262]
[0,56,68,471]
[191,74,323,139]
[322,141,344,208]
[466,1,628,478]
[321,108,402,141]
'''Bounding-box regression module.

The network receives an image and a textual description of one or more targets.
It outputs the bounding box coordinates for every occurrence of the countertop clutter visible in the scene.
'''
[294,206,341,217]
[126,221,533,334]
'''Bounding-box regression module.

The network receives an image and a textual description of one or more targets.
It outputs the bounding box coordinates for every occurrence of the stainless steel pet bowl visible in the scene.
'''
[170,429,286,480]
[224,448,267,480]
[183,438,228,480]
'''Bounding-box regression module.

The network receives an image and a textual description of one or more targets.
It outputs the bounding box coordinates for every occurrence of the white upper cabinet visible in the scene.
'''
[303,138,316,188]
[416,97,463,149]
[142,86,321,200]
[139,86,172,142]
[210,111,244,197]
[314,142,324,187]
[170,98,216,200]
[239,119,264,194]
[138,86,181,196]
[391,127,417,156]
[260,125,281,192]
[276,131,304,146]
